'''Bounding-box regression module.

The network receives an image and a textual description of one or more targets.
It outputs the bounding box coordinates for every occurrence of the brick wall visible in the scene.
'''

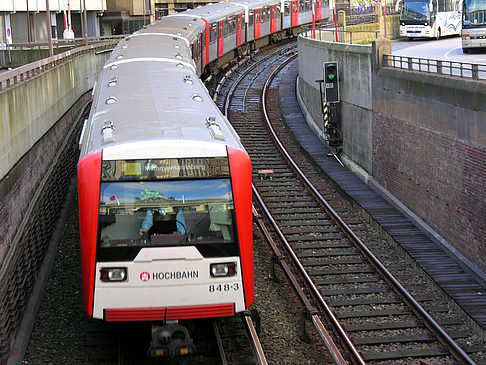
[373,113,486,271]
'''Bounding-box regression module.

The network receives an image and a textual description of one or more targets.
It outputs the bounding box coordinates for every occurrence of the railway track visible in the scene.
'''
[22,188,267,365]
[215,42,486,364]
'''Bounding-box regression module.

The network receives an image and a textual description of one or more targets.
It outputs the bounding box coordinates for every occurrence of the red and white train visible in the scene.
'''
[77,0,328,358]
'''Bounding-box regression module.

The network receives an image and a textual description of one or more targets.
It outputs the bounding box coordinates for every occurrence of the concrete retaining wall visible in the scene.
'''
[1,48,74,68]
[0,52,108,181]
[0,48,109,363]
[297,36,374,172]
[0,51,110,263]
[297,35,486,273]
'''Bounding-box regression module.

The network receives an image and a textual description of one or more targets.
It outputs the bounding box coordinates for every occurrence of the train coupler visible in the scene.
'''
[148,323,195,358]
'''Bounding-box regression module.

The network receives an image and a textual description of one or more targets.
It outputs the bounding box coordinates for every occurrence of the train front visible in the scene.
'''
[77,140,253,357]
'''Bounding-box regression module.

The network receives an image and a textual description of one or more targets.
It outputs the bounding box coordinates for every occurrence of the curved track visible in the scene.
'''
[216,42,486,364]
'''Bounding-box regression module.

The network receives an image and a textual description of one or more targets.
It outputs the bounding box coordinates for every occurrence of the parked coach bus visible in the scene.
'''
[397,0,462,39]
[462,0,486,51]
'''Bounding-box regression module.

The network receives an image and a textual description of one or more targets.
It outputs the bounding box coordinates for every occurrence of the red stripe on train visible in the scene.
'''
[104,303,235,322]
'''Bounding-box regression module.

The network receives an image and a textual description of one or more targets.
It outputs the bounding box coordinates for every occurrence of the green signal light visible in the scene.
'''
[328,74,335,80]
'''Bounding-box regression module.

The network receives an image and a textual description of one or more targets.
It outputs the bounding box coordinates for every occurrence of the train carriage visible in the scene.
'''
[183,3,246,63]
[299,0,313,25]
[234,0,283,40]
[78,17,253,356]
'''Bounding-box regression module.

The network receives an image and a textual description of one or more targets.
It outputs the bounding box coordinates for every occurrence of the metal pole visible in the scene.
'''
[143,0,146,25]
[46,0,54,56]
[26,0,32,42]
[383,0,387,38]
[83,0,88,45]
[80,0,85,40]
[333,8,338,42]
[312,0,316,39]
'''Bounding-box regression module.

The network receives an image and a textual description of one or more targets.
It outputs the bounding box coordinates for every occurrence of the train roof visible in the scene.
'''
[81,43,242,157]
[233,0,282,9]
[132,16,205,46]
[104,36,193,71]
[184,2,246,21]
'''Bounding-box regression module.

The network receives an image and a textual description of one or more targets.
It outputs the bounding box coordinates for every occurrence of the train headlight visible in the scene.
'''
[210,262,237,277]
[100,267,128,282]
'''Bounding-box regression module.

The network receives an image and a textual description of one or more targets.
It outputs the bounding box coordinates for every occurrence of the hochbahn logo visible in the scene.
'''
[139,271,199,281]
[140,272,150,281]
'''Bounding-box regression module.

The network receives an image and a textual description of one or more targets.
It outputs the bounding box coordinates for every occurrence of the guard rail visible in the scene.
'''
[383,54,486,81]
[0,42,116,91]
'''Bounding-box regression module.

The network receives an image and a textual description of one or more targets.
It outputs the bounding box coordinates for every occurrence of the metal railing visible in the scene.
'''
[341,4,399,16]
[1,35,124,51]
[0,42,116,91]
[383,54,486,81]
[301,27,379,44]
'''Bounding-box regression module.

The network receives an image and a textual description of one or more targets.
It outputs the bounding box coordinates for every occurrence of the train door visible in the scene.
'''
[271,4,278,33]
[291,0,299,27]
[218,19,224,57]
[316,0,322,21]
[237,13,243,46]
[202,18,210,67]
[255,8,261,39]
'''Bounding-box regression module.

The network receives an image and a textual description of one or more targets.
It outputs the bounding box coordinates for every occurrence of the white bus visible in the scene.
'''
[397,0,462,39]
[462,0,486,51]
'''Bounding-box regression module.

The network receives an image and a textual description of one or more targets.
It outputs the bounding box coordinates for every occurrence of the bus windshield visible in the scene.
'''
[463,0,486,27]
[98,179,237,249]
[401,0,431,22]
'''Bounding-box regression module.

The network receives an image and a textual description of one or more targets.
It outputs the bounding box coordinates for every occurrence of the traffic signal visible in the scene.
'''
[323,61,339,103]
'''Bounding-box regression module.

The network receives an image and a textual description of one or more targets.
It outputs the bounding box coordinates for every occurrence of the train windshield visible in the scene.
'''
[98,179,238,258]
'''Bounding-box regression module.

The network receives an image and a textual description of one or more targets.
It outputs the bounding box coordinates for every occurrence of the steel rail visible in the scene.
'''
[213,316,268,365]
[212,320,229,365]
[253,190,352,365]
[261,54,476,365]
[223,44,296,117]
[258,54,365,365]
[221,47,351,364]
[252,206,347,364]
[244,314,268,365]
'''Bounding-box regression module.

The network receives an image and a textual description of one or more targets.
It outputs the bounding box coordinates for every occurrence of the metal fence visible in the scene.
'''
[383,54,486,81]
[1,35,123,51]
[0,42,116,91]
[341,4,399,16]
[302,27,379,44]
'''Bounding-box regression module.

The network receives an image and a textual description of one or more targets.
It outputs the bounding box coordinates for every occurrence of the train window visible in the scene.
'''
[300,0,305,12]
[262,6,270,22]
[97,179,238,257]
[249,10,254,25]
[229,15,236,34]
[210,23,218,43]
[285,2,290,15]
